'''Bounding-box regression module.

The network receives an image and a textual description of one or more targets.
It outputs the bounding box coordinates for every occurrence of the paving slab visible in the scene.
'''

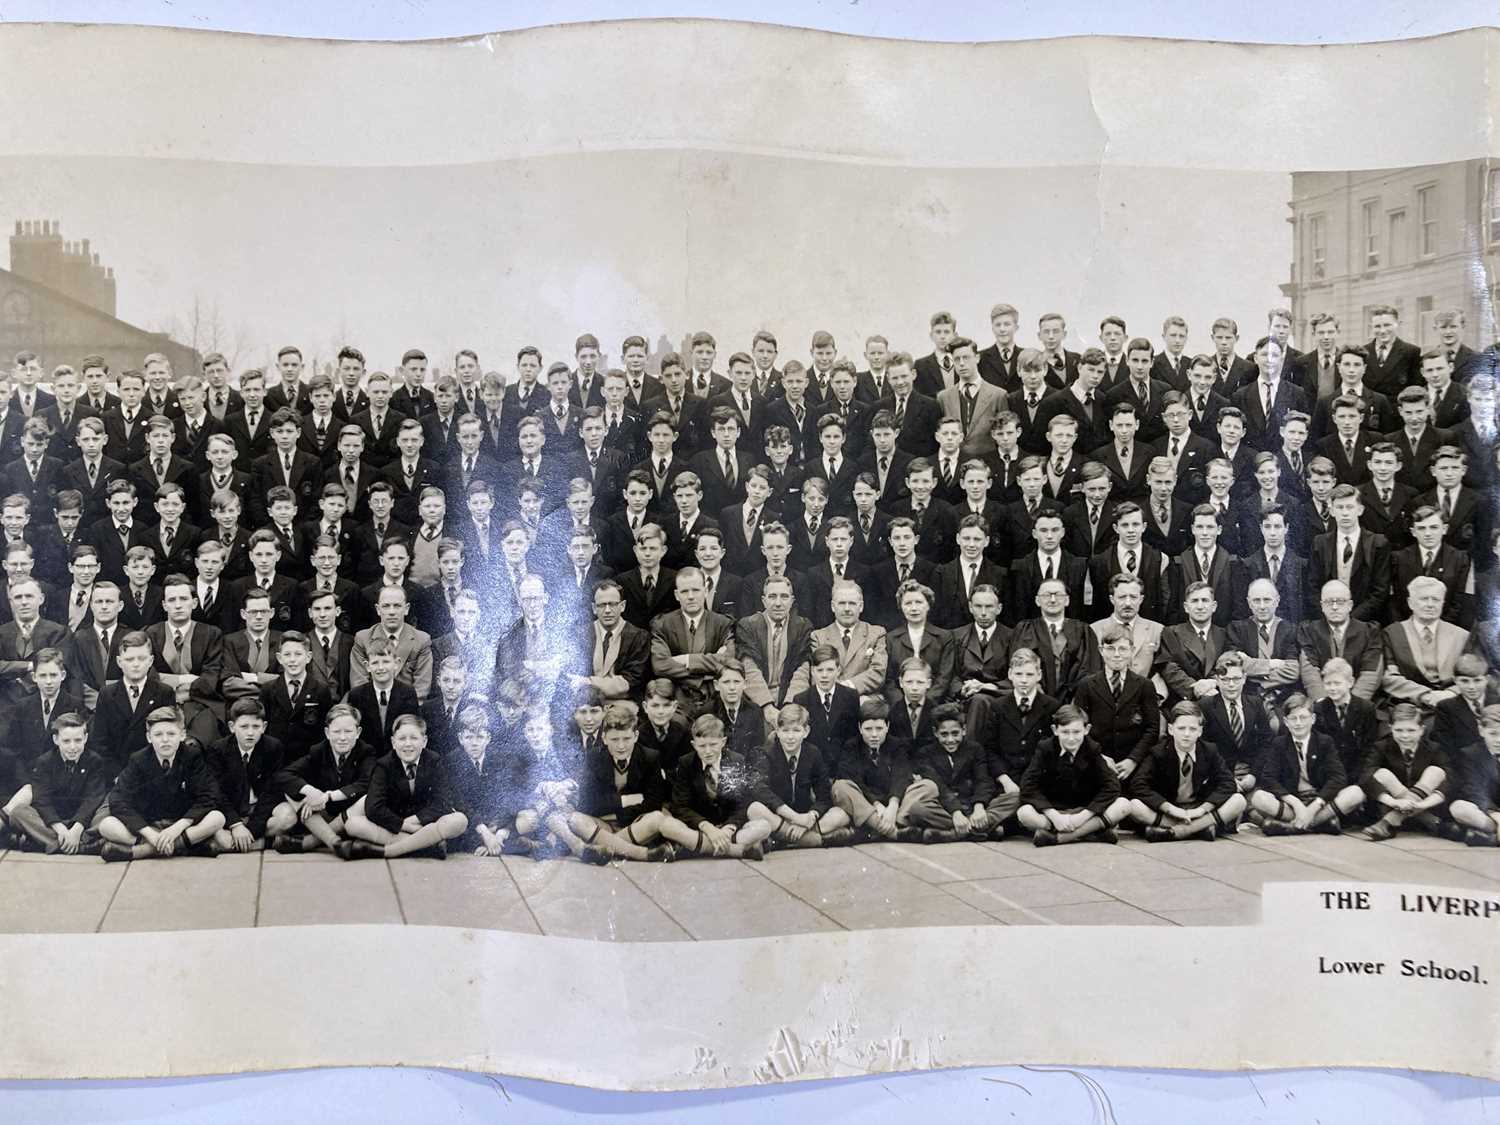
[1197,858,1344,893]
[862,841,1045,883]
[389,856,540,934]
[817,889,1001,931]
[648,869,842,939]
[988,900,1175,927]
[0,856,125,932]
[944,873,1114,916]
[1103,876,1262,914]
[504,857,691,941]
[258,855,404,927]
[100,854,259,932]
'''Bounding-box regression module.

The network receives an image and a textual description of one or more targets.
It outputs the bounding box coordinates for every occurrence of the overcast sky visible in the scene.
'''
[0,153,1291,377]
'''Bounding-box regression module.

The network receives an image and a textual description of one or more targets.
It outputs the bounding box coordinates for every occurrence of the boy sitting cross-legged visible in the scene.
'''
[830,698,953,842]
[1356,702,1451,841]
[745,703,854,848]
[7,712,109,854]
[1249,693,1365,836]
[1015,703,1131,847]
[659,712,772,859]
[270,702,376,854]
[339,714,469,860]
[98,706,226,861]
[1449,704,1500,847]
[1126,701,1247,842]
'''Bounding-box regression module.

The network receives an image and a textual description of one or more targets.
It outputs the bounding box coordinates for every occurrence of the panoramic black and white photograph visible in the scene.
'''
[0,74,1496,942]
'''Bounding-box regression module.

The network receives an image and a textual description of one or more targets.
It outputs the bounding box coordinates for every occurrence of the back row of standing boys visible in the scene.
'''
[0,302,1498,862]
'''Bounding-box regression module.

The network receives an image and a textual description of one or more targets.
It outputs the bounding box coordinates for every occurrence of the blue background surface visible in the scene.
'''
[3,2,1499,1120]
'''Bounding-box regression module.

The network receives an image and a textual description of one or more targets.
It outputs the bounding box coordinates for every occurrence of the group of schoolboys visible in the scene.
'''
[0,301,1498,866]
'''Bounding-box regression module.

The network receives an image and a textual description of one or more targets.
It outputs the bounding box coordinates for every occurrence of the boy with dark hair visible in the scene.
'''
[830,698,949,842]
[205,697,288,853]
[1016,704,1130,846]
[7,712,109,853]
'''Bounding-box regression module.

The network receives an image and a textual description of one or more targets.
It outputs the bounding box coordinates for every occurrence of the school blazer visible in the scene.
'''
[803,621,888,697]
[1088,545,1170,624]
[1062,498,1119,561]
[575,746,670,823]
[448,749,519,826]
[204,733,287,836]
[916,737,991,811]
[882,626,955,705]
[1229,377,1311,449]
[1233,548,1308,624]
[259,675,334,758]
[363,751,462,833]
[1072,671,1158,764]
[1005,551,1088,626]
[873,390,944,457]
[0,455,64,516]
[1390,544,1471,627]
[1103,377,1171,443]
[885,497,959,566]
[750,741,834,815]
[84,676,179,776]
[276,738,377,805]
[616,566,680,629]
[25,747,109,828]
[1296,618,1385,700]
[802,558,873,629]
[1415,486,1479,554]
[1381,619,1471,701]
[1308,530,1392,624]
[712,700,768,762]
[1362,336,1422,398]
[1357,736,1449,795]
[981,692,1061,780]
[930,558,1007,630]
[2,686,85,762]
[1008,617,1101,700]
[1201,693,1273,775]
[1432,694,1500,762]
[1385,425,1454,494]
[107,742,221,834]
[1088,439,1153,501]
[1156,623,1229,702]
[344,680,423,753]
[1039,390,1110,454]
[950,622,1013,688]
[735,611,815,710]
[793,684,862,761]
[1311,695,1381,778]
[1258,730,1346,802]
[1128,738,1237,811]
[669,749,755,829]
[1171,546,1241,628]
[1018,737,1121,816]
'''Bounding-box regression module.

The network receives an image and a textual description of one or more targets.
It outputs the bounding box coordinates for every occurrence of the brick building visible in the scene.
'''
[0,219,198,376]
[1282,159,1500,350]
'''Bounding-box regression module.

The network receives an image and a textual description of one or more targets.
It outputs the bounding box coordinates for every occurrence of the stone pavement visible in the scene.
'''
[2,827,1497,937]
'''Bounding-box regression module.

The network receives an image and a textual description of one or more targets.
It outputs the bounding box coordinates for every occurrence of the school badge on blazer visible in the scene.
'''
[273,601,293,626]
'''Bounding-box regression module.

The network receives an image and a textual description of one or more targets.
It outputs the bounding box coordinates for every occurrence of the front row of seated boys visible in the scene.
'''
[2,639,1499,862]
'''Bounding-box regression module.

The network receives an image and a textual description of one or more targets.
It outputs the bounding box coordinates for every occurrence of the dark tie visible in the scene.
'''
[405,762,417,783]
[378,689,388,711]
[1229,702,1243,741]
[322,635,332,662]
